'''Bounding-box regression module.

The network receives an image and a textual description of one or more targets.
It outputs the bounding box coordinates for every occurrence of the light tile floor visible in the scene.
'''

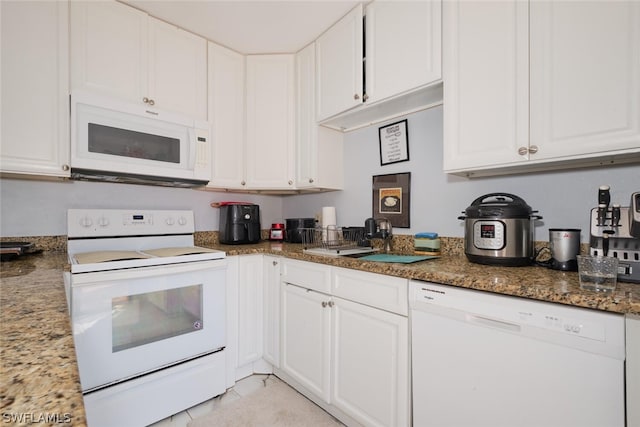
[148,374,331,427]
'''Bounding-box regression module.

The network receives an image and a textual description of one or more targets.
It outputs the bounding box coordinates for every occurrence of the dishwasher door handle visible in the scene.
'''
[467,314,522,333]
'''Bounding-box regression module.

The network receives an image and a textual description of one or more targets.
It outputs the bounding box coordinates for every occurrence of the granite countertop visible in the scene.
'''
[0,253,86,427]
[1,239,638,425]
[213,240,640,316]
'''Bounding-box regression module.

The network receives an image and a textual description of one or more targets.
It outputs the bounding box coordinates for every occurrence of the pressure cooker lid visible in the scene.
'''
[463,193,534,218]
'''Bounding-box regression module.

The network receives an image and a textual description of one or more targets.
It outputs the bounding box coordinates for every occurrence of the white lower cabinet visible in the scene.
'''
[281,283,332,402]
[279,260,410,427]
[263,256,281,368]
[234,254,273,380]
[331,296,408,427]
[627,314,640,427]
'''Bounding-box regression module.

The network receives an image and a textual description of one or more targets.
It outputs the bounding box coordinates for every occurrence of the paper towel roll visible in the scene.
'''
[322,206,337,228]
[322,207,337,242]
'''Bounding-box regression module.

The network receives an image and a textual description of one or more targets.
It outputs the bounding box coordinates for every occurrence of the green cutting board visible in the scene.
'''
[358,254,439,263]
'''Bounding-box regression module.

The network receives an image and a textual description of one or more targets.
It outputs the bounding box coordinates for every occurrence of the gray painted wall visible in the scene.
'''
[282,106,639,243]
[0,179,283,236]
[1,105,638,241]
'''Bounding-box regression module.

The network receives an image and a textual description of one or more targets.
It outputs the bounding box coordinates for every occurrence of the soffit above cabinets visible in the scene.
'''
[120,0,360,54]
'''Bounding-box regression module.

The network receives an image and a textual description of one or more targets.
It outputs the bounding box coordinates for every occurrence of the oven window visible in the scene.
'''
[112,284,203,352]
[88,123,180,163]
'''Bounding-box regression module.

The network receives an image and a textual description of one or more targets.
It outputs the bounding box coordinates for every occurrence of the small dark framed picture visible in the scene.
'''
[378,119,409,166]
[372,172,411,228]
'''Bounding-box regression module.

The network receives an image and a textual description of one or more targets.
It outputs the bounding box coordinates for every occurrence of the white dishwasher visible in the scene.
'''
[409,280,625,427]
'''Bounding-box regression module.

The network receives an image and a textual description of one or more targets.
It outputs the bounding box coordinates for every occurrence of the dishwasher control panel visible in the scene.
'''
[409,281,624,345]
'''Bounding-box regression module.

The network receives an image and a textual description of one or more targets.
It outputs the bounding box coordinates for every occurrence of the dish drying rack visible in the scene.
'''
[301,226,377,257]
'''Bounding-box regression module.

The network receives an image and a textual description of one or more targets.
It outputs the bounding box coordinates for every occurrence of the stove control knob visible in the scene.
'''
[178,216,187,226]
[98,216,109,227]
[80,216,93,227]
[166,217,175,226]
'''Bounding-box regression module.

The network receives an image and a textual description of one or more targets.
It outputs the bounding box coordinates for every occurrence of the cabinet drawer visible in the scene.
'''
[281,259,331,294]
[332,267,408,316]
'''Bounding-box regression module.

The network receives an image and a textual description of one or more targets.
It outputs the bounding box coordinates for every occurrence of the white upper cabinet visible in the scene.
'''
[442,0,528,172]
[365,0,442,104]
[443,0,640,176]
[296,43,344,191]
[316,4,364,122]
[207,42,246,190]
[317,1,443,131]
[70,1,207,120]
[70,1,147,104]
[1,0,70,177]
[529,1,640,161]
[147,17,207,121]
[245,55,296,190]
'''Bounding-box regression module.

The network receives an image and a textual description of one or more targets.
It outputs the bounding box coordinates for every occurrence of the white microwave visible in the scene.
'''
[71,91,210,187]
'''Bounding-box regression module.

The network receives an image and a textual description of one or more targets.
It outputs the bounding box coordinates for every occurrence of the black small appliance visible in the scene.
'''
[285,218,315,243]
[219,203,261,244]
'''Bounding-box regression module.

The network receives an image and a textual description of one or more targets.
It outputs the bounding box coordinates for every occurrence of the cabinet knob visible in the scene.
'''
[241,180,246,186]
[517,146,529,156]
[62,164,70,171]
[143,97,149,104]
[288,180,293,185]
[309,178,314,183]
[272,260,278,266]
[529,145,538,154]
[321,301,328,308]
[363,94,369,102]
[328,300,334,308]
[148,99,155,106]
[354,94,360,100]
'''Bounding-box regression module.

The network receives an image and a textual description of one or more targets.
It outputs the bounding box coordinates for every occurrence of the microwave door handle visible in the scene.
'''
[187,128,196,169]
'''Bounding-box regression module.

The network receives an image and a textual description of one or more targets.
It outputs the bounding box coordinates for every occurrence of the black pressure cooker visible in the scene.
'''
[458,193,542,266]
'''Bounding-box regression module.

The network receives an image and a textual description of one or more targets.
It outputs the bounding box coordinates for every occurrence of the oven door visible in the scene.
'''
[70,259,226,392]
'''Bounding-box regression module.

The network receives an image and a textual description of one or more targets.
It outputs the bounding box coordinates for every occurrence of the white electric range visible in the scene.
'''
[65,209,227,427]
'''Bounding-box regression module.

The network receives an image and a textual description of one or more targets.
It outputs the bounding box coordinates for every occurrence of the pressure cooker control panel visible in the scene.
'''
[473,220,506,250]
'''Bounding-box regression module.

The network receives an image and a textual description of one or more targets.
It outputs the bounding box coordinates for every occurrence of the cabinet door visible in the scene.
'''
[530,1,640,161]
[237,255,263,368]
[148,17,207,120]
[316,4,364,121]
[207,42,246,189]
[70,0,147,103]
[332,297,409,427]
[365,1,441,104]
[263,256,281,368]
[295,43,344,190]
[627,315,640,427]
[1,1,70,177]
[281,283,331,403]
[245,55,295,189]
[442,0,529,172]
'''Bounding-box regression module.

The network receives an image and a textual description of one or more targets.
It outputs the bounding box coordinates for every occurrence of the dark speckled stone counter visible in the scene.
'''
[212,240,640,316]
[0,252,86,426]
[0,237,638,425]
